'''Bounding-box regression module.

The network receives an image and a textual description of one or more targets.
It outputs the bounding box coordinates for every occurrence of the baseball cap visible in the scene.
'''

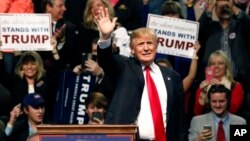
[22,93,45,108]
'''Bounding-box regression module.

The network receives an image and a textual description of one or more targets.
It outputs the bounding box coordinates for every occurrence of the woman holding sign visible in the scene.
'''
[194,50,244,115]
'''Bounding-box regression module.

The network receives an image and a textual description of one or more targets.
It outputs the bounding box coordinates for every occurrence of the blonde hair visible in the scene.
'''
[129,28,158,49]
[208,50,235,82]
[15,51,45,81]
[83,0,115,30]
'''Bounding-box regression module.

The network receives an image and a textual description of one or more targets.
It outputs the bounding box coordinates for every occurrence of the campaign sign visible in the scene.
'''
[230,125,250,141]
[0,13,52,51]
[53,70,96,124]
[147,14,199,58]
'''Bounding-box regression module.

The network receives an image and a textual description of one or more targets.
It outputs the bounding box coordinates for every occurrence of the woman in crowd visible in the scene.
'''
[0,50,47,123]
[77,0,115,53]
[10,51,46,108]
[194,50,244,115]
[0,37,57,120]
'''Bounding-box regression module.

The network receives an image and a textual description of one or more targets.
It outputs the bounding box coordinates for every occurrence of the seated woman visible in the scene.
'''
[85,92,108,124]
[10,51,46,108]
[194,50,244,115]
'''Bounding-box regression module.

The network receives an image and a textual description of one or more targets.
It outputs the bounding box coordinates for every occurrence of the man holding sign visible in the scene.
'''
[147,3,199,59]
[147,1,200,81]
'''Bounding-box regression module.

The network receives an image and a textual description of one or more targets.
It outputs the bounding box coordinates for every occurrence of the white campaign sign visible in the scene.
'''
[147,14,199,58]
[0,13,52,51]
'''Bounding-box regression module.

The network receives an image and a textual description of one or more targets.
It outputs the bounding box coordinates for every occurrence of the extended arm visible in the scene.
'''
[182,42,200,92]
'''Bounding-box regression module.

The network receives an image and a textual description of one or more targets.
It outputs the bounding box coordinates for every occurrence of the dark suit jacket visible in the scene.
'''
[11,77,46,107]
[55,19,80,69]
[98,46,187,141]
[2,119,29,141]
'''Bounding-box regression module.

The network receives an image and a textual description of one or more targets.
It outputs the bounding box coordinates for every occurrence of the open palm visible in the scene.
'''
[95,7,117,39]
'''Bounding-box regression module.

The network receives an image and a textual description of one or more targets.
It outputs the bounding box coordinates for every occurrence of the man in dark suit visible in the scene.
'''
[42,0,80,68]
[40,0,81,121]
[96,8,186,141]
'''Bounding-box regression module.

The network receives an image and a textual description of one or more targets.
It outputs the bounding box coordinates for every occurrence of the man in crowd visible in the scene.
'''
[189,84,246,141]
[2,93,46,141]
[198,0,250,91]
[41,0,80,68]
[41,0,81,121]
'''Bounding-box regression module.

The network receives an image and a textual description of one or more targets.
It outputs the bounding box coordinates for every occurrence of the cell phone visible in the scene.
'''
[203,125,212,131]
[92,54,97,61]
[81,53,93,70]
[92,112,103,122]
[205,66,215,83]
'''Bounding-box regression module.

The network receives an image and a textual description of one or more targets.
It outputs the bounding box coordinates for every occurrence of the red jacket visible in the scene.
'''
[0,0,34,13]
[194,82,244,115]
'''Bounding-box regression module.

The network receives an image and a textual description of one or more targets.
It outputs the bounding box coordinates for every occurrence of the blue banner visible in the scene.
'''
[53,70,96,124]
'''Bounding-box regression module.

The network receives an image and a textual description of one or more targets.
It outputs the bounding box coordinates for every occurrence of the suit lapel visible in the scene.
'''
[228,113,235,124]
[129,58,145,97]
[159,67,173,122]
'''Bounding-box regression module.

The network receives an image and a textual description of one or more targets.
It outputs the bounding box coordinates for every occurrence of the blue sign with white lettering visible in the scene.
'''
[53,70,96,124]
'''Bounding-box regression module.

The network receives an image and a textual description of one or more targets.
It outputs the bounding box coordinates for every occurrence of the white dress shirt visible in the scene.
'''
[98,37,168,140]
[137,63,168,140]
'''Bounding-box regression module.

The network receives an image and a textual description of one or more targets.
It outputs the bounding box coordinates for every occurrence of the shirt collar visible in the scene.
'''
[142,62,158,73]
[213,112,229,124]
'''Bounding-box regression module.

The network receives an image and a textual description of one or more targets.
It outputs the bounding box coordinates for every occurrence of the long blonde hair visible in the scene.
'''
[83,0,115,30]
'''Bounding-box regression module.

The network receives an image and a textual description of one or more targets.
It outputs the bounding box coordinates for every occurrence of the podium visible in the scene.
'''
[36,124,138,141]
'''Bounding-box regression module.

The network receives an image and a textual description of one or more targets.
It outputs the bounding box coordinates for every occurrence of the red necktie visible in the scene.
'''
[217,120,226,141]
[145,66,167,141]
